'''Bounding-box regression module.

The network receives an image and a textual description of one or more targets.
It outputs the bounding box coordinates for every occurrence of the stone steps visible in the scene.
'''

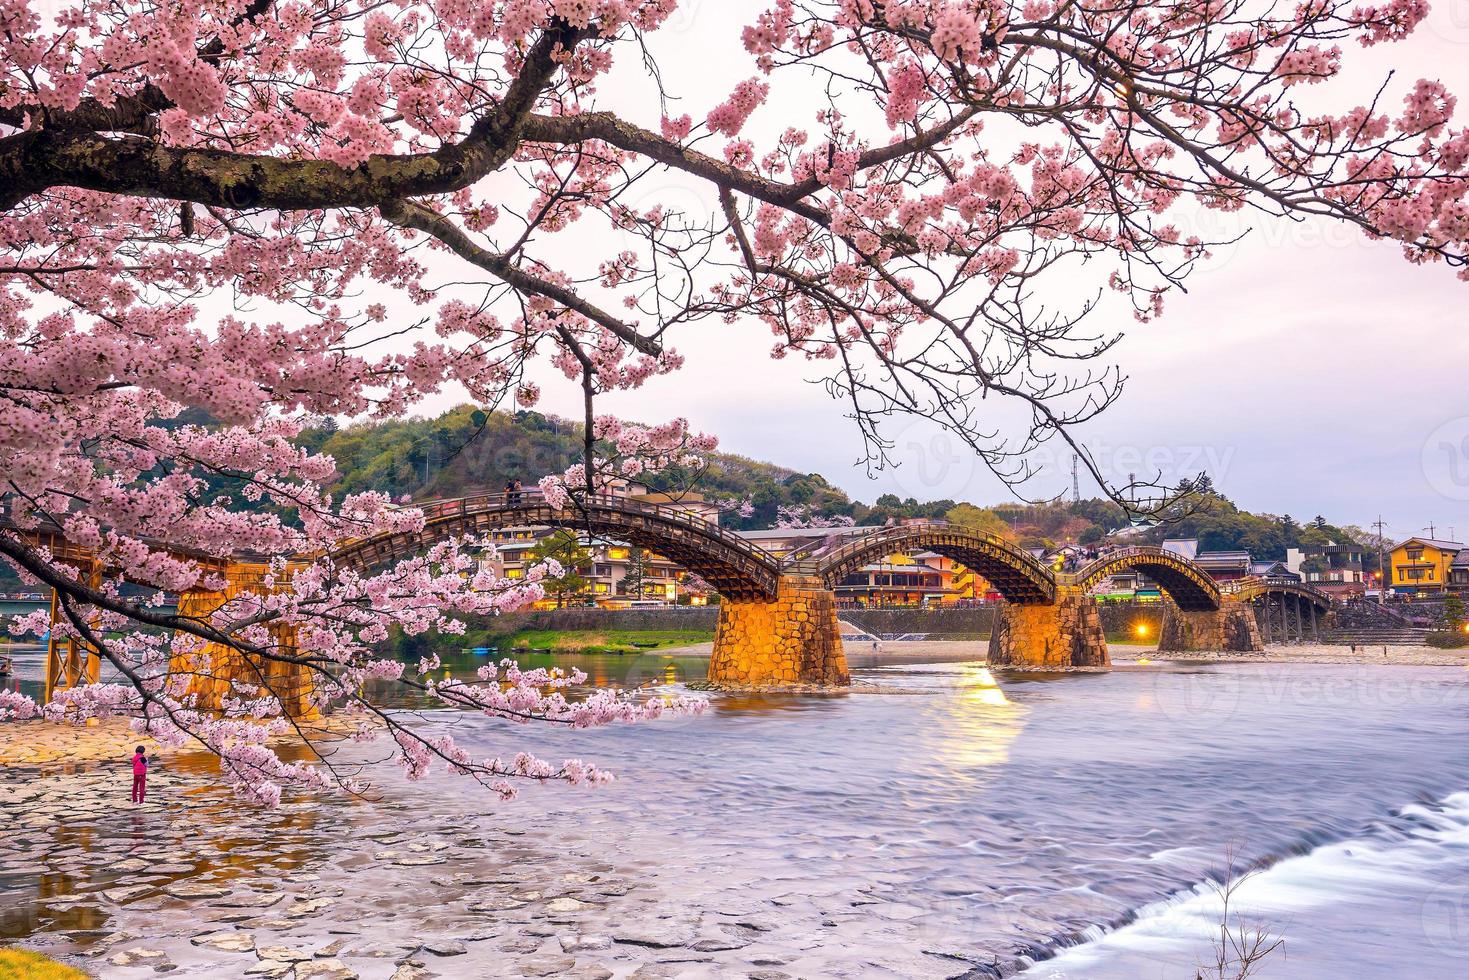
[1320,628,1431,645]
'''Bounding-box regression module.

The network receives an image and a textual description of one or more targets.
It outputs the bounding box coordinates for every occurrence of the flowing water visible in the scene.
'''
[5,646,1469,977]
[378,651,1469,976]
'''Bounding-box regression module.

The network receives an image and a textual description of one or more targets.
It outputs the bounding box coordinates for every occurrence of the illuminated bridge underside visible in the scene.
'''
[329,493,782,602]
[814,525,1055,604]
[1063,547,1222,612]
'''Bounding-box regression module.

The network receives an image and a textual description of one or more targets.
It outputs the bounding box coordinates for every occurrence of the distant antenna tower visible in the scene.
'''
[1070,454,1081,504]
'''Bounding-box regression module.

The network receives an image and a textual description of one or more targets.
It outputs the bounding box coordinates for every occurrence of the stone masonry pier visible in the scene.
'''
[706,574,850,687]
[1157,597,1263,653]
[169,562,317,718]
[987,590,1109,669]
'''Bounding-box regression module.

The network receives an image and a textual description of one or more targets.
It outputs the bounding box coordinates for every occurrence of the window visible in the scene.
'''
[1407,548,1424,561]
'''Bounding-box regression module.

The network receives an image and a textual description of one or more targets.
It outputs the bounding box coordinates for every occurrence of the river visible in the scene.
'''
[4,647,1469,977]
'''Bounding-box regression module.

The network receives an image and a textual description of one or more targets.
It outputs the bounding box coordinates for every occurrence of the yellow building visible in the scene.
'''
[1389,537,1463,595]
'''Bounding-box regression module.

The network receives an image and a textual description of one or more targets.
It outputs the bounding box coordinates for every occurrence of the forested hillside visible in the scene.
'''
[0,408,1370,597]
[294,406,1367,559]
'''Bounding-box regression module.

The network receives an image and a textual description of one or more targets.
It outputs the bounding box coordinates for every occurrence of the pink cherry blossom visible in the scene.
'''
[1,0,1465,806]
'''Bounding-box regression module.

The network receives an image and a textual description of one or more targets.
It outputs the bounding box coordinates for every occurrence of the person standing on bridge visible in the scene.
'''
[511,479,523,505]
[130,745,148,804]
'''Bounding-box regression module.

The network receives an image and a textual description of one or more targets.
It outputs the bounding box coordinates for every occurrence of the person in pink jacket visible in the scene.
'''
[130,745,148,804]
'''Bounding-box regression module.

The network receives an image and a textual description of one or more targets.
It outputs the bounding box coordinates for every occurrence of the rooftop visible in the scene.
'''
[1195,550,1252,563]
[1399,537,1465,551]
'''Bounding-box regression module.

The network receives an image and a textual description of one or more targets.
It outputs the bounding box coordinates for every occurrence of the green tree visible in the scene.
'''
[1280,514,1299,548]
[1443,594,1465,632]
[945,502,1015,539]
[621,546,648,599]
[528,529,591,608]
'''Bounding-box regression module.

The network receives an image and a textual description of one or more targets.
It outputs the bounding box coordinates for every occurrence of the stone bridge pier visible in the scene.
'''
[1157,597,1263,652]
[706,574,850,687]
[169,562,317,718]
[987,589,1109,669]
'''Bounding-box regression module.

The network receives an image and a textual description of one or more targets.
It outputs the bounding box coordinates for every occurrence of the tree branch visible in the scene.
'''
[0,22,590,212]
[378,198,663,356]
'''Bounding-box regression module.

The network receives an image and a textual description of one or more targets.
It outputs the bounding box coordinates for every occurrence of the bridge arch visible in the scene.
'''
[1063,547,1221,611]
[813,523,1055,604]
[1222,577,1333,612]
[328,491,782,601]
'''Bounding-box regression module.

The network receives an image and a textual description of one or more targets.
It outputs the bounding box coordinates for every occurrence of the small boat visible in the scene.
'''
[0,655,11,677]
[630,641,660,649]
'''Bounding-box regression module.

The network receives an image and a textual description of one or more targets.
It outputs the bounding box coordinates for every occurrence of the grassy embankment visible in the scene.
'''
[0,949,90,980]
[471,629,713,655]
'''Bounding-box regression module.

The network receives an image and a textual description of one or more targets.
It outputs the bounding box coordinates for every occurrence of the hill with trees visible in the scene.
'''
[295,407,1366,562]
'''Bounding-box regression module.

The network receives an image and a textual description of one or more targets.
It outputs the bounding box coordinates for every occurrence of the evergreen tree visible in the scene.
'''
[1443,594,1465,633]
[527,530,592,608]
[621,546,648,599]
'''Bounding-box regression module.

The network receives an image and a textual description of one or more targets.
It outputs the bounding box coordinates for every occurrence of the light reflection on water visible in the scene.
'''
[386,658,1469,975]
[6,652,1469,977]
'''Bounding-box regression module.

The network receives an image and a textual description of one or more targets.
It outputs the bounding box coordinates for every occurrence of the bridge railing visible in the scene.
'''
[387,489,783,568]
[1056,544,1172,583]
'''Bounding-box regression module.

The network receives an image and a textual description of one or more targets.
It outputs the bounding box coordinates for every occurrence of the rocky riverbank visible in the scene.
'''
[2,716,903,979]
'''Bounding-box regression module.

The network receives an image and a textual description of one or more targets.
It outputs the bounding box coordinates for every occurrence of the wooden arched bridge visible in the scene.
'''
[323,499,1335,680]
[20,491,1335,701]
[330,491,782,602]
[1060,547,1221,611]
[813,523,1055,604]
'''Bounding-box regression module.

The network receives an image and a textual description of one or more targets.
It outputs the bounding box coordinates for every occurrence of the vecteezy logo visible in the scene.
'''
[1149,665,1244,728]
[1421,882,1469,956]
[888,416,983,502]
[1422,417,1469,502]
[1428,0,1469,43]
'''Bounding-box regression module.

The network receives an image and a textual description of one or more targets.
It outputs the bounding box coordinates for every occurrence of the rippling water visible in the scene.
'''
[394,654,1469,976]
[8,647,1469,977]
